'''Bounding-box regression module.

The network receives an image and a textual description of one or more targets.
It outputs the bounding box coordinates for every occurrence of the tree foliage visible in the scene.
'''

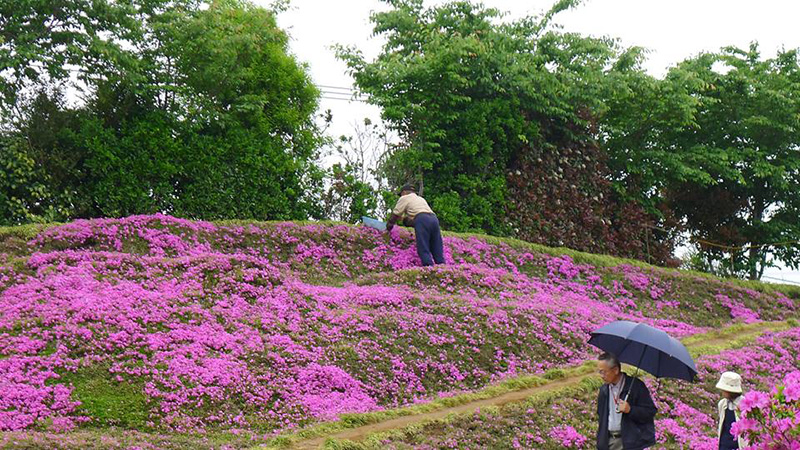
[0,0,323,224]
[665,46,800,279]
[337,0,676,262]
[600,44,800,278]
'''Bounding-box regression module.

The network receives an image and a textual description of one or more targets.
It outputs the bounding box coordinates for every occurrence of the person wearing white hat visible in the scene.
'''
[716,371,748,449]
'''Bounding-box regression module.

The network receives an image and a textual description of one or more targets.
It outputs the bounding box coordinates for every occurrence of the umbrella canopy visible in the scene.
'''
[361,216,387,232]
[588,320,697,382]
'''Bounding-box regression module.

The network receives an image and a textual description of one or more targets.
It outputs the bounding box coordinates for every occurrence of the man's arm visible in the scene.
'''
[387,196,408,232]
[386,213,401,232]
[626,379,657,423]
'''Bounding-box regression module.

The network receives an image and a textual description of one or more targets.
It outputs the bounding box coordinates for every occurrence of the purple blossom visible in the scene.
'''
[0,214,795,438]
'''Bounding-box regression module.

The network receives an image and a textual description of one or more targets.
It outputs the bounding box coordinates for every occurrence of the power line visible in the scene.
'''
[320,96,369,103]
[318,84,356,92]
[760,275,800,286]
[319,92,365,98]
[319,89,367,97]
[643,224,800,252]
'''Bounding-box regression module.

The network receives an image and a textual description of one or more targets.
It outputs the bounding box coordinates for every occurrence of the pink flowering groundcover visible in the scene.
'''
[0,215,796,448]
[375,327,800,449]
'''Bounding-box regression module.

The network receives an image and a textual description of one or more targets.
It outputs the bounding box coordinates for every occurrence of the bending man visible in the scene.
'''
[386,184,445,266]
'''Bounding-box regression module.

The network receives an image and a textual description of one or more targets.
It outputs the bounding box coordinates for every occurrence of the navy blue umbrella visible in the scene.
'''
[588,320,697,385]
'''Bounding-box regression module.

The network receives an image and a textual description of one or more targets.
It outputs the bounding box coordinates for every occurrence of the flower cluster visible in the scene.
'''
[732,371,800,449]
[549,425,588,448]
[0,214,795,440]
[376,327,800,449]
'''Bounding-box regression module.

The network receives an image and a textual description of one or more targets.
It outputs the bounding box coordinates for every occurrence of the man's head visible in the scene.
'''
[398,184,416,196]
[597,352,622,384]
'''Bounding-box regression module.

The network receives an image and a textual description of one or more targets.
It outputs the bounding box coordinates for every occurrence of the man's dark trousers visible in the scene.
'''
[414,213,444,266]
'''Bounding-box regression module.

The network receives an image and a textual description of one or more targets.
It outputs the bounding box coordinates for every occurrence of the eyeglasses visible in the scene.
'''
[597,368,619,375]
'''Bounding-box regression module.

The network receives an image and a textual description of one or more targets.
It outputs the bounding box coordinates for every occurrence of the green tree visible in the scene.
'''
[2,0,324,223]
[0,135,61,225]
[663,45,800,279]
[162,0,324,220]
[335,0,679,265]
[14,85,182,219]
[336,0,619,235]
[0,0,187,115]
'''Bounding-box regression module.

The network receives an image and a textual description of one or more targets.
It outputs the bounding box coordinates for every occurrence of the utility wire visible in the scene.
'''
[319,92,365,98]
[643,224,800,252]
[318,84,356,92]
[760,275,800,286]
[320,96,370,103]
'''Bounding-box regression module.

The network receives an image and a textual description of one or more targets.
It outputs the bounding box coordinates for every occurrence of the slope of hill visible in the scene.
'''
[0,215,797,449]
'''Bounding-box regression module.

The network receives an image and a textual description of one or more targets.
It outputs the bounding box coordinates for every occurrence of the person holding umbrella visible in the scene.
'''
[596,352,657,450]
[589,321,699,450]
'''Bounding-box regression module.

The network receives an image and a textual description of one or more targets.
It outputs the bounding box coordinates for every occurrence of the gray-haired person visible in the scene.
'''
[596,352,657,450]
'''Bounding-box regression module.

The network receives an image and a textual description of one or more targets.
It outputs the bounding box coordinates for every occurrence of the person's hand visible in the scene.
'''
[618,400,631,414]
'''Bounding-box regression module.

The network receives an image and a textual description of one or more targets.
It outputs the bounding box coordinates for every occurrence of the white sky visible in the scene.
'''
[268,0,800,284]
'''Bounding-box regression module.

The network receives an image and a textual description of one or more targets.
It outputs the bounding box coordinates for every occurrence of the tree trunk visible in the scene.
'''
[748,197,765,280]
[748,246,759,280]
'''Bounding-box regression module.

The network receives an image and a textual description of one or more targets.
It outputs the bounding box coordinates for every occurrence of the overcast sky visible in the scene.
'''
[267,0,800,284]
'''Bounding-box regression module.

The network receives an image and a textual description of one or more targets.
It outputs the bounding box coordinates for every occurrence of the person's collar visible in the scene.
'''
[611,372,625,387]
[728,395,743,408]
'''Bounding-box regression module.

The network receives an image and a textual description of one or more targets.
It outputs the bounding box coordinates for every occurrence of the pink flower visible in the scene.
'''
[548,425,587,448]
[783,371,800,402]
[739,391,771,415]
[730,418,760,438]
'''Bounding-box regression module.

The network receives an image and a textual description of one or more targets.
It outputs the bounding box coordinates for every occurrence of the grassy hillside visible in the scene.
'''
[0,215,797,449]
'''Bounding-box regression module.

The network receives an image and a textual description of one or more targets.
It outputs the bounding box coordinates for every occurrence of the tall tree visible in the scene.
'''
[1,0,324,224]
[0,0,190,115]
[336,0,676,263]
[336,0,609,231]
[156,0,324,220]
[664,45,800,279]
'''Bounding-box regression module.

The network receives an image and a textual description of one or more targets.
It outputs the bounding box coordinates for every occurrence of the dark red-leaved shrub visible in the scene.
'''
[507,126,678,266]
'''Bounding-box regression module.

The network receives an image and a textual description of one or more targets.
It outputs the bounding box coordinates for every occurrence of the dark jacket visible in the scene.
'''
[596,375,657,450]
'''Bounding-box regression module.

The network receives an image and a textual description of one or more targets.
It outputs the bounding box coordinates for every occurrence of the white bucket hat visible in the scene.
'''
[716,371,743,393]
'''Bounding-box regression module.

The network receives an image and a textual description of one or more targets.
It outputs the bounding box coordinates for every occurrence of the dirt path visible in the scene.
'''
[290,372,590,450]
[285,321,788,450]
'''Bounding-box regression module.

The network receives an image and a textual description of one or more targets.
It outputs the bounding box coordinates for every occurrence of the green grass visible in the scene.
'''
[255,321,793,450]
[51,366,152,429]
[1,220,798,298]
[0,223,59,239]
[255,365,593,449]
[331,376,606,450]
[2,219,799,449]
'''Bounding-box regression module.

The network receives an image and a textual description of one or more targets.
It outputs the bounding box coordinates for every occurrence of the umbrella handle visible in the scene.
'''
[623,346,646,403]
[623,366,640,404]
